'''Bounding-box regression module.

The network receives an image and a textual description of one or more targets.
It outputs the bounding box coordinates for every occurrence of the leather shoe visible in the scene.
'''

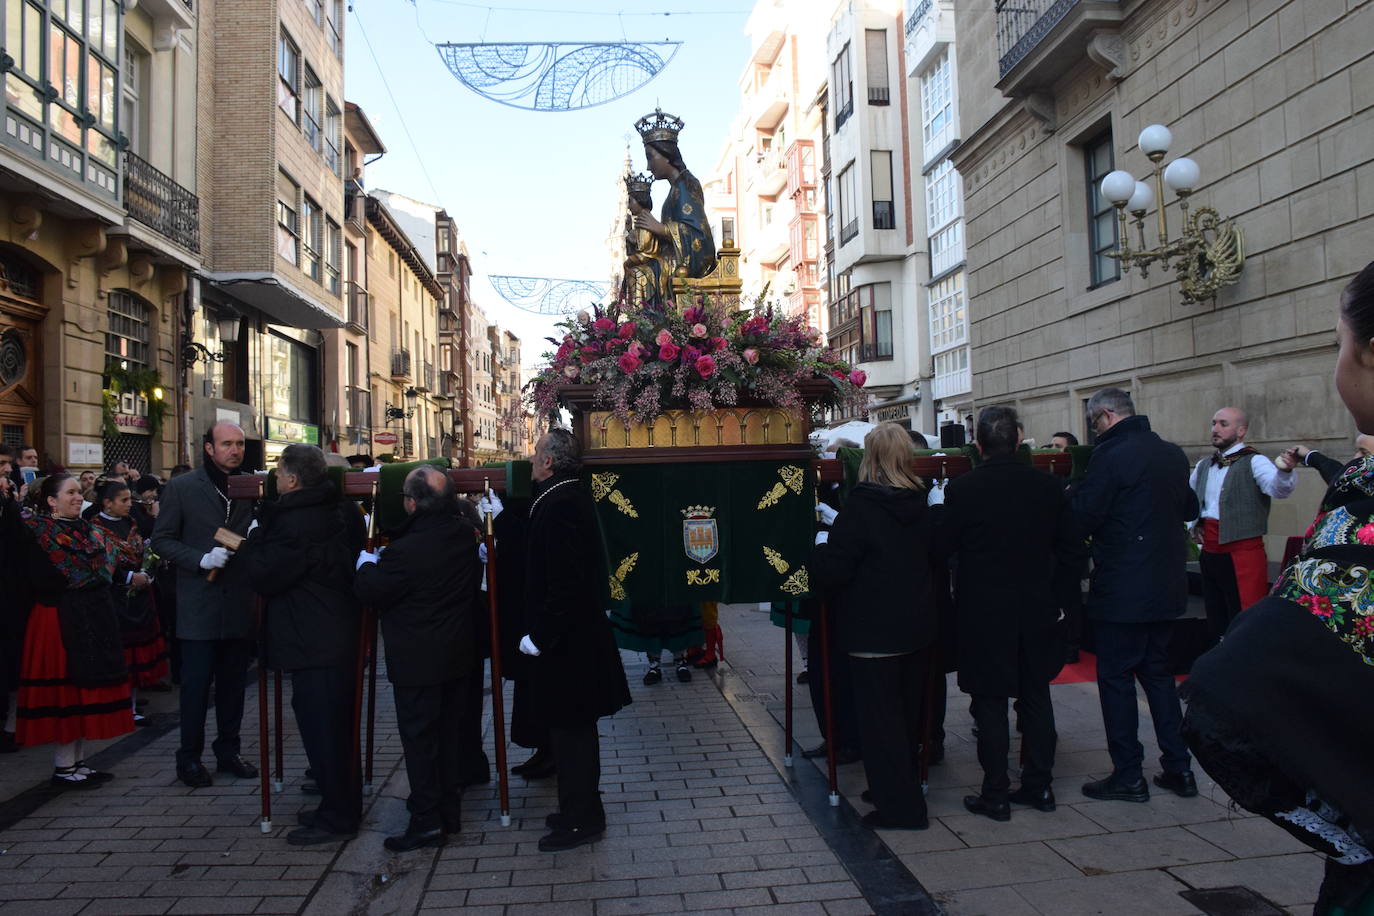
[178,761,213,788]
[1008,786,1056,812]
[383,827,447,852]
[286,825,355,846]
[1154,770,1199,798]
[216,755,258,779]
[1082,773,1149,803]
[802,742,860,764]
[963,794,1011,822]
[801,741,830,759]
[537,825,604,852]
[860,810,928,831]
[517,757,557,780]
[511,749,552,776]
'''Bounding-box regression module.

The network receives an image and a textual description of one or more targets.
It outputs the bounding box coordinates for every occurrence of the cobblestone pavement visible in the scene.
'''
[0,603,1328,915]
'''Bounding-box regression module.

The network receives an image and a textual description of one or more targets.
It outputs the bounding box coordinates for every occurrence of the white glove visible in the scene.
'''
[816,503,838,526]
[478,542,488,563]
[199,546,231,570]
[356,550,380,570]
[519,634,540,656]
[815,531,829,546]
[247,519,259,534]
[927,483,946,507]
[477,493,504,520]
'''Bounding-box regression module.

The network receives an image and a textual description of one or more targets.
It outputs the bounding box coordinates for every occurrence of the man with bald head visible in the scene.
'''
[1189,407,1297,645]
[153,422,259,787]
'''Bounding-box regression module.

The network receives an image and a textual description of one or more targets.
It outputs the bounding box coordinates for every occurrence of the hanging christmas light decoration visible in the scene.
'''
[435,41,681,111]
[489,275,609,315]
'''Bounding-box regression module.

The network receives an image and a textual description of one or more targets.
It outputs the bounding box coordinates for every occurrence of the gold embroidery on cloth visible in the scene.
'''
[757,481,787,510]
[763,546,789,574]
[686,568,721,585]
[781,566,810,596]
[779,465,805,495]
[609,577,626,600]
[609,490,639,518]
[591,473,619,501]
[615,552,639,582]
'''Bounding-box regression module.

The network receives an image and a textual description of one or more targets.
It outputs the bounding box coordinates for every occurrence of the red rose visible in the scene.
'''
[593,317,615,333]
[659,342,680,361]
[695,355,717,378]
[850,369,867,387]
[617,353,642,373]
[710,336,728,352]
[618,321,637,339]
[580,345,601,364]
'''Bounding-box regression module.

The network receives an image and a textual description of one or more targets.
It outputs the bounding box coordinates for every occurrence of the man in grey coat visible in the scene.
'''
[151,422,258,787]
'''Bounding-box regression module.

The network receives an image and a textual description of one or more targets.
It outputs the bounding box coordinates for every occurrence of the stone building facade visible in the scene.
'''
[953,0,1374,549]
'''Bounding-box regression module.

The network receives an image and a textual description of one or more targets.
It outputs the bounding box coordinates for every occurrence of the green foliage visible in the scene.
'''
[102,363,169,441]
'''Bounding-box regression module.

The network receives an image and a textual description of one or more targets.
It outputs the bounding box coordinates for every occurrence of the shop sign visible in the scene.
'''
[373,431,399,447]
[265,418,319,444]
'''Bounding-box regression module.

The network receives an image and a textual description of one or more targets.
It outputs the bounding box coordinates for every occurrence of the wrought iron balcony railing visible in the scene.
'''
[906,0,932,36]
[391,348,411,378]
[346,282,368,331]
[124,151,200,253]
[997,0,1116,78]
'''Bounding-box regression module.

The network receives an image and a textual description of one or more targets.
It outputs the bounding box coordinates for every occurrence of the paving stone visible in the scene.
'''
[902,842,1082,892]
[636,874,724,895]
[0,900,89,916]
[939,805,1110,848]
[166,897,263,914]
[1049,825,1234,873]
[1012,868,1200,915]
[464,883,554,905]
[1184,816,1315,858]
[772,880,866,903]
[595,892,687,914]
[1167,852,1326,907]
[680,887,775,910]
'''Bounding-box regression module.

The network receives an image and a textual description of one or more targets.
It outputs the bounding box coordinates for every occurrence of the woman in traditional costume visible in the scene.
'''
[91,479,168,724]
[13,474,133,787]
[1181,260,1374,914]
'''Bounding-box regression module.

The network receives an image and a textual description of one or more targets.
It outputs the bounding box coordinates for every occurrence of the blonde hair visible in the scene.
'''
[858,422,925,491]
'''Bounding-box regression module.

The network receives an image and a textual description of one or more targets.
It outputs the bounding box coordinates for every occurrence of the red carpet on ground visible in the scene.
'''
[1051,651,1190,685]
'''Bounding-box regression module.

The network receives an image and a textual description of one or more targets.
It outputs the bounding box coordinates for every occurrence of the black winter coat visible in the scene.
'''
[937,456,1080,696]
[812,482,937,655]
[524,474,630,726]
[1070,414,1200,623]
[354,509,482,687]
[491,497,532,679]
[244,481,365,671]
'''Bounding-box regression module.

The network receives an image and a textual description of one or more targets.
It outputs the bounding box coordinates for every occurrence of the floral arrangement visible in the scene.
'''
[529,295,868,424]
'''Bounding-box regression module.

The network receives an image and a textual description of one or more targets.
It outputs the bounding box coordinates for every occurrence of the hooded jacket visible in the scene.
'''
[811,481,937,655]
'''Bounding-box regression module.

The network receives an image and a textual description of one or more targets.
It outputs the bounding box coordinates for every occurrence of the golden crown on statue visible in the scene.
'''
[635,107,684,144]
[623,171,654,195]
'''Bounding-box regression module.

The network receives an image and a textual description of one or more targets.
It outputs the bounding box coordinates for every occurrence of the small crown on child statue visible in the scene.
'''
[681,505,715,519]
[636,108,684,144]
[624,171,654,195]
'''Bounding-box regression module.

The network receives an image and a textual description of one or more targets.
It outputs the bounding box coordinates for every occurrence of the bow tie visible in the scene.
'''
[1211,446,1256,468]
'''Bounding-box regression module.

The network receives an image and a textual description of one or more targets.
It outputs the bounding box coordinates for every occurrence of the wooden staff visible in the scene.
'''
[274,669,284,793]
[349,477,379,799]
[783,602,794,769]
[256,595,271,833]
[482,479,511,827]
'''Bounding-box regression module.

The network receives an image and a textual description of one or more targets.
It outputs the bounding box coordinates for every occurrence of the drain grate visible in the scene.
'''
[1180,886,1289,916]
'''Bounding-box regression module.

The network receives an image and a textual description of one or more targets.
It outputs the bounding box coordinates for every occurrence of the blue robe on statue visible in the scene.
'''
[661,170,717,282]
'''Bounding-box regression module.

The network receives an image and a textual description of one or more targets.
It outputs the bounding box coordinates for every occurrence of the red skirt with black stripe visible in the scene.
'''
[16,604,134,747]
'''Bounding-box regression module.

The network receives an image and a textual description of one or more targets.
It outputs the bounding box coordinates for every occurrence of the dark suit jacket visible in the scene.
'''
[937,456,1079,696]
[150,465,255,640]
[1304,449,1352,486]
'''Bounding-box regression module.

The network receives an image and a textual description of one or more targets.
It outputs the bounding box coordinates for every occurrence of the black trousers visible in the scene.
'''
[393,677,467,832]
[549,722,603,830]
[291,664,360,833]
[849,652,928,826]
[969,647,1057,801]
[457,663,491,783]
[1199,549,1244,646]
[511,677,548,751]
[1094,620,1191,782]
[806,624,861,753]
[177,638,251,768]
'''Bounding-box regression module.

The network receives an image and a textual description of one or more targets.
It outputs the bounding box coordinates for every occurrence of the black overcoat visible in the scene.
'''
[491,497,532,679]
[811,482,937,655]
[523,474,630,726]
[937,456,1079,696]
[354,509,481,687]
[1070,414,1200,623]
[244,481,365,672]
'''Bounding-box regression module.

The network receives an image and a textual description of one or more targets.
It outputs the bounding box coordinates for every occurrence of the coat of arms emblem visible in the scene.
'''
[681,505,719,564]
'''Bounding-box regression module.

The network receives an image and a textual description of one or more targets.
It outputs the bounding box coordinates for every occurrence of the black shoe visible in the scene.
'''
[1008,786,1056,812]
[545,812,570,829]
[1153,770,1199,798]
[441,815,462,835]
[1082,773,1149,803]
[963,794,1011,822]
[860,789,873,804]
[537,825,604,852]
[643,666,662,686]
[216,755,258,779]
[74,761,113,783]
[50,767,103,790]
[796,669,809,684]
[383,827,447,852]
[517,756,557,780]
[300,781,321,795]
[860,810,928,831]
[1065,648,1081,665]
[511,749,553,776]
[801,742,829,759]
[676,663,692,683]
[178,761,213,788]
[286,825,355,846]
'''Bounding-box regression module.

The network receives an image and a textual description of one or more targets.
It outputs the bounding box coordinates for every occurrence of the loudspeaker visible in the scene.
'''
[939,423,965,448]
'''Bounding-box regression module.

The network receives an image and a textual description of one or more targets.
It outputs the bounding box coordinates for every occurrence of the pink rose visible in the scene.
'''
[562,365,580,378]
[683,306,705,325]
[655,329,674,347]
[617,353,642,373]
[579,344,601,364]
[1358,523,1374,545]
[691,323,708,338]
[695,355,716,378]
[593,317,614,333]
[710,336,728,353]
[627,341,645,359]
[619,321,637,339]
[743,348,759,365]
[658,342,680,361]
[850,369,867,387]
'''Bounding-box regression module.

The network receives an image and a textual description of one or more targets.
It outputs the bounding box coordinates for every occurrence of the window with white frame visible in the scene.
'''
[837,163,857,245]
[122,43,148,158]
[920,52,954,160]
[324,97,342,175]
[925,159,959,235]
[864,29,890,105]
[302,64,323,152]
[932,346,970,398]
[106,291,151,370]
[278,29,300,121]
[301,195,322,280]
[929,222,964,277]
[277,170,300,265]
[325,218,342,294]
[832,44,853,129]
[928,270,966,352]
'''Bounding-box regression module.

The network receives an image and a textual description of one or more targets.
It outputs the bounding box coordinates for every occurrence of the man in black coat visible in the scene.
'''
[151,423,258,788]
[938,406,1080,821]
[244,444,365,846]
[519,429,631,852]
[1071,388,1200,803]
[355,466,482,852]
